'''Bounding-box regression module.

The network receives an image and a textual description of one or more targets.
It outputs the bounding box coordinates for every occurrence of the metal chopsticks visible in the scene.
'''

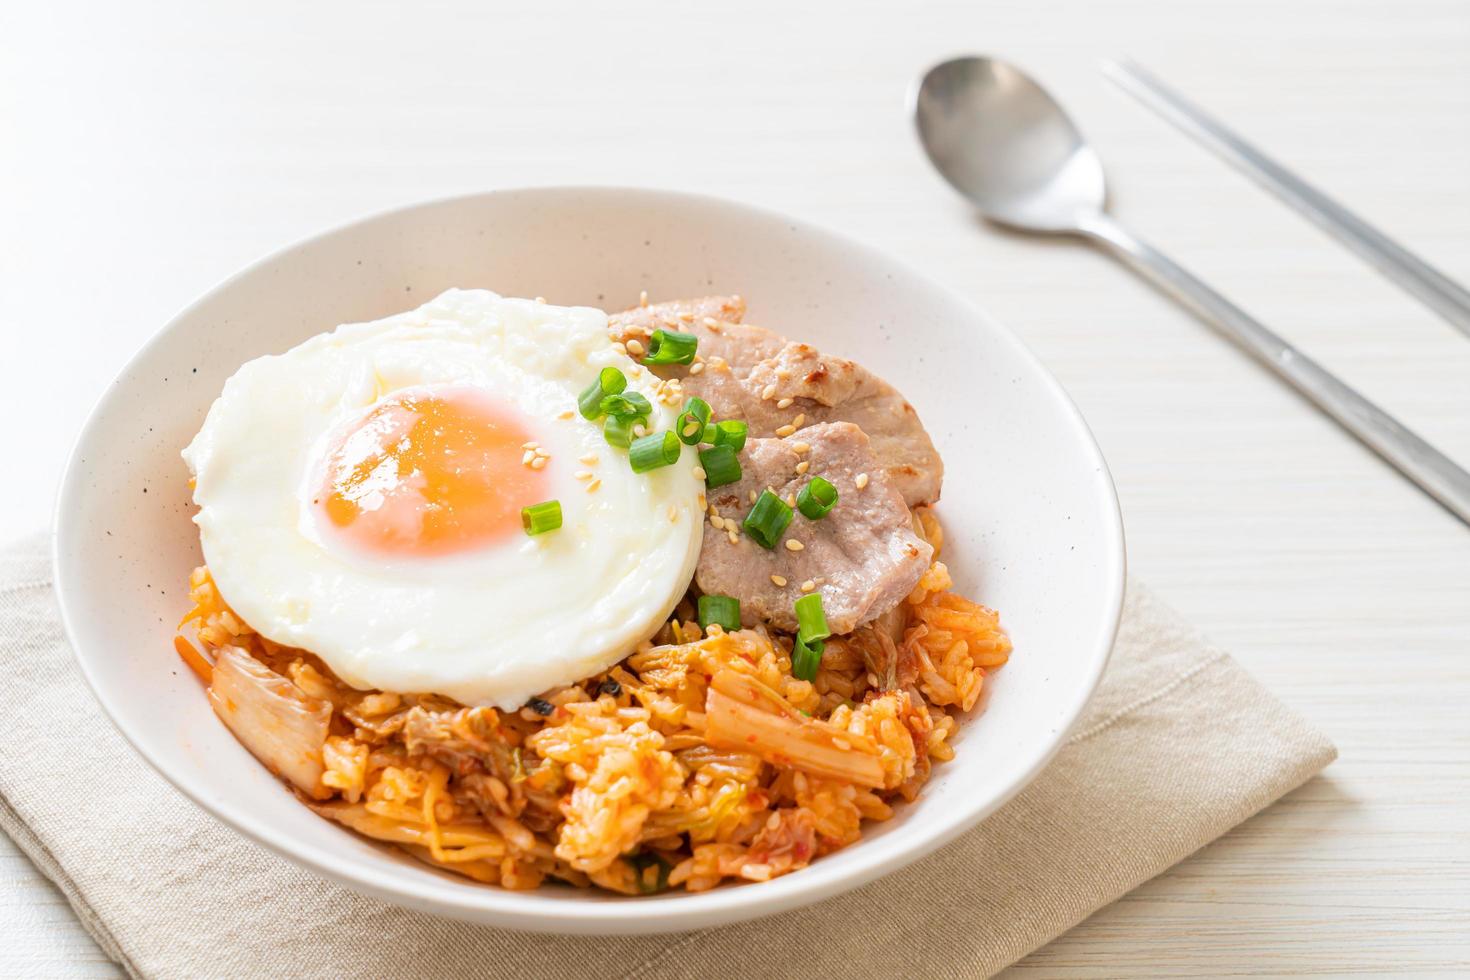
[1102,57,1470,340]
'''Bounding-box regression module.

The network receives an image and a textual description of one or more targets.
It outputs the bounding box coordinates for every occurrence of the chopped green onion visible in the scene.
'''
[644,328,698,365]
[629,431,681,473]
[520,500,562,536]
[697,594,741,632]
[677,398,713,445]
[709,419,748,452]
[791,634,823,681]
[603,413,636,448]
[794,592,830,644]
[742,489,793,549]
[797,476,839,520]
[600,390,652,420]
[698,445,742,488]
[628,851,672,894]
[578,367,626,420]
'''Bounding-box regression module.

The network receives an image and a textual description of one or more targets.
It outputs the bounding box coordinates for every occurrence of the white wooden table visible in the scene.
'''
[3,0,1468,974]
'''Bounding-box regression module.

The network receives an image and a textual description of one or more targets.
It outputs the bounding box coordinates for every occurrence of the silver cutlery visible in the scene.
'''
[911,55,1470,526]
[1102,58,1470,340]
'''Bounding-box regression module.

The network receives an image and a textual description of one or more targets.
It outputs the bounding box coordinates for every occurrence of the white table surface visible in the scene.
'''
[3,0,1468,975]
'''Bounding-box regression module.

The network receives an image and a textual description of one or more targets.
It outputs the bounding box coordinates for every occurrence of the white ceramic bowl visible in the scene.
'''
[54,187,1125,934]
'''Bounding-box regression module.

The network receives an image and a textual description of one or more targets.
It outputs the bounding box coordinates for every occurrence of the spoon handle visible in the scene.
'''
[1077,210,1470,526]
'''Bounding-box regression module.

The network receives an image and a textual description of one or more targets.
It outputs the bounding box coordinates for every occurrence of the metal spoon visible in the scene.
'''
[912,55,1470,527]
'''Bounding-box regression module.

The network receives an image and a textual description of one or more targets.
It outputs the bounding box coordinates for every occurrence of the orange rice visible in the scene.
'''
[178,507,1010,894]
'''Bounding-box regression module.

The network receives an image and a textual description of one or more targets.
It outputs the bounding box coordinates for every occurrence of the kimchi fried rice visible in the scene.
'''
[175,508,1010,894]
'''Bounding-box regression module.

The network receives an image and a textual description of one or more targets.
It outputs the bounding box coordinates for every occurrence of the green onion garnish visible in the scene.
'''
[742,489,793,549]
[628,851,672,894]
[698,445,742,488]
[791,634,823,681]
[603,413,636,448]
[520,500,562,536]
[629,431,681,473]
[644,329,698,365]
[600,390,652,420]
[709,419,748,452]
[697,594,741,632]
[578,367,626,420]
[794,592,831,645]
[796,476,838,520]
[677,398,712,445]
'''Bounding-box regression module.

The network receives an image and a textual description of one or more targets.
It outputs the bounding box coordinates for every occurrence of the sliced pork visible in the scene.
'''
[612,297,943,506]
[696,422,933,634]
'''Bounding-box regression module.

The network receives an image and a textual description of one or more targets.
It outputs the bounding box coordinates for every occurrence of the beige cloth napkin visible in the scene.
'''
[0,531,1334,979]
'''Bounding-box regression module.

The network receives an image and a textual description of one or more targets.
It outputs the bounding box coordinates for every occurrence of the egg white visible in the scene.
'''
[183,289,704,709]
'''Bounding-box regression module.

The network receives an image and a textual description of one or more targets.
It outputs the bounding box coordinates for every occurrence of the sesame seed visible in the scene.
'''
[557,409,575,420]
[709,515,724,530]
[534,296,546,304]
[727,528,739,544]
[855,473,869,489]
[792,442,811,454]
[626,338,645,356]
[748,489,758,504]
[776,397,794,409]
[775,424,796,437]
[785,539,805,552]
[629,365,643,377]
[702,316,718,327]
[689,362,705,375]
[770,574,787,587]
[785,493,797,508]
[667,504,678,522]
[522,441,539,450]
[792,413,806,428]
[521,450,536,465]
[662,314,679,327]
[697,493,707,510]
[679,311,695,323]
[639,290,649,307]
[534,447,550,458]
[708,503,718,517]
[692,466,707,482]
[612,342,628,355]
[575,470,593,481]
[761,385,777,401]
[586,478,601,492]
[530,457,548,470]
[800,580,816,592]
[776,367,792,380]
[579,453,598,465]
[795,460,810,475]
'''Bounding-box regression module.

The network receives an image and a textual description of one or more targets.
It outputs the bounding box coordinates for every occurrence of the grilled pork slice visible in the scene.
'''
[697,422,933,634]
[607,295,748,345]
[208,646,332,799]
[612,300,943,506]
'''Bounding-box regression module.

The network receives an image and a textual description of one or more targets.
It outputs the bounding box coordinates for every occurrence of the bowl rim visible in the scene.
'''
[53,185,1126,933]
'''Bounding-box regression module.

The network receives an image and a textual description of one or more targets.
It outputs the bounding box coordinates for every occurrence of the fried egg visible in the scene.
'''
[182,289,703,708]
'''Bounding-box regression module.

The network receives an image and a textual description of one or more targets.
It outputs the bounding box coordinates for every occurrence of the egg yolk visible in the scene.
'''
[316,386,547,557]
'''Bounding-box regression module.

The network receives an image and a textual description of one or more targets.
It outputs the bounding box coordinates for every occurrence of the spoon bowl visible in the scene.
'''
[913,56,1106,232]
